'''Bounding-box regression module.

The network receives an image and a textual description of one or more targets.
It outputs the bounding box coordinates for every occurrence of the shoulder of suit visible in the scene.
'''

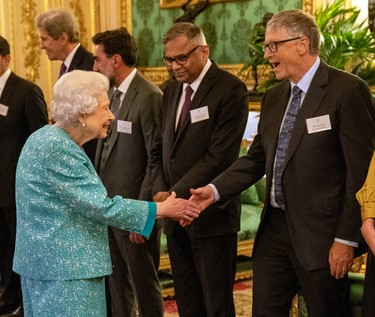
[207,62,246,86]
[134,72,163,93]
[71,45,94,69]
[8,72,41,90]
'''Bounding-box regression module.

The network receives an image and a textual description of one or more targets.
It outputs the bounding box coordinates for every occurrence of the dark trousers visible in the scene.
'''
[253,207,348,317]
[0,206,22,307]
[106,223,163,317]
[167,225,237,317]
[362,251,375,317]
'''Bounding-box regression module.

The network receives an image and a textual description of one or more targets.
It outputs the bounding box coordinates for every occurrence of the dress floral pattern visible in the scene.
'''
[21,276,106,317]
[12,125,156,315]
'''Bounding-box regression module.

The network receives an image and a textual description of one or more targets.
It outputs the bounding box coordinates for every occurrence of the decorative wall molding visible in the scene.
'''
[138,64,256,88]
[119,0,132,33]
[302,0,317,15]
[160,0,241,9]
[69,1,89,48]
[21,0,40,82]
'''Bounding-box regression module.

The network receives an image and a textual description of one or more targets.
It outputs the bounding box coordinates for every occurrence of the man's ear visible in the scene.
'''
[298,37,310,55]
[201,45,210,62]
[112,54,123,68]
[4,54,11,66]
[60,32,69,45]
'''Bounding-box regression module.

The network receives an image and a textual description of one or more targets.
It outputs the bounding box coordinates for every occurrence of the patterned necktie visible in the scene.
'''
[59,63,67,78]
[110,89,123,119]
[100,89,123,175]
[177,85,193,132]
[274,85,303,209]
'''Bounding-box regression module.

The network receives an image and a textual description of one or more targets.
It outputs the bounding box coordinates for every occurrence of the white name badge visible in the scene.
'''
[306,114,332,134]
[190,106,209,123]
[0,104,9,117]
[117,120,132,134]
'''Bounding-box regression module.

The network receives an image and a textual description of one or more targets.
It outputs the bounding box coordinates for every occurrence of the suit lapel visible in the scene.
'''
[105,73,141,158]
[175,63,217,139]
[265,81,291,176]
[168,83,183,145]
[0,72,17,105]
[68,46,84,72]
[118,72,140,120]
[284,62,329,165]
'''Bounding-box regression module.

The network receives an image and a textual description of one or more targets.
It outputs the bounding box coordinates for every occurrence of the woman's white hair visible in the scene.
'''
[51,70,109,125]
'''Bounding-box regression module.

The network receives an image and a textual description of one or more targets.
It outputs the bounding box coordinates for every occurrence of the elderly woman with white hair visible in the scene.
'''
[12,70,199,317]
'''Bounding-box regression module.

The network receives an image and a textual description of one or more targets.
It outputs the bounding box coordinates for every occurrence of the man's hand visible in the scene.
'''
[153,191,170,202]
[129,232,146,244]
[328,241,354,279]
[189,185,215,211]
[361,218,375,254]
[156,191,200,222]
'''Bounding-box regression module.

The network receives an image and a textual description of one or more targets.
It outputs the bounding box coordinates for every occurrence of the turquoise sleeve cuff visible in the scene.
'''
[140,202,156,237]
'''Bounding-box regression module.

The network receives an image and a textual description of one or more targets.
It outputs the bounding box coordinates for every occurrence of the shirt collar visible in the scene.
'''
[291,57,320,94]
[63,43,81,70]
[0,68,11,97]
[183,59,212,93]
[117,68,137,95]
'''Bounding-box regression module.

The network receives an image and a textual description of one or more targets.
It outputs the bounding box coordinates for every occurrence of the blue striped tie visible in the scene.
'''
[274,86,303,209]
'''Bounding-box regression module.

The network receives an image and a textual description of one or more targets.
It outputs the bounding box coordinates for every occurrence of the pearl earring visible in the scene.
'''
[82,123,87,127]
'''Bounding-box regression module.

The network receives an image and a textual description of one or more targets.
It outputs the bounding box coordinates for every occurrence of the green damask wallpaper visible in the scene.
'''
[132,0,301,67]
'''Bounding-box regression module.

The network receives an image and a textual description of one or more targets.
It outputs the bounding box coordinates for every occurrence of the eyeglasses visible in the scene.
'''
[162,46,200,66]
[262,37,301,53]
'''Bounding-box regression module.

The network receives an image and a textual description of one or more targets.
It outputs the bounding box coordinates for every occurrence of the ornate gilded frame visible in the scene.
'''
[160,0,239,9]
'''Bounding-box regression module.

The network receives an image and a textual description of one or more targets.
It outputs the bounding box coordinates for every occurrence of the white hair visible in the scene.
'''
[51,70,109,125]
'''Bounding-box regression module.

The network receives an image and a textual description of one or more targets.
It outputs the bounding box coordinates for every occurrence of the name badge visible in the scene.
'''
[190,106,209,123]
[306,115,331,134]
[0,104,9,116]
[117,120,132,134]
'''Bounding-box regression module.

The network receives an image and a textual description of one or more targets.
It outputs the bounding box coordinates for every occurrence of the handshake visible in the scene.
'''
[153,186,216,227]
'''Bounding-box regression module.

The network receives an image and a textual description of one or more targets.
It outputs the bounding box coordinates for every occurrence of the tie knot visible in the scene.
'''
[59,63,67,78]
[114,89,122,99]
[185,85,193,98]
[292,85,303,96]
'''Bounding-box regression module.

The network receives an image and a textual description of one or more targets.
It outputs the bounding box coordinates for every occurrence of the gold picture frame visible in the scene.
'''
[160,0,239,9]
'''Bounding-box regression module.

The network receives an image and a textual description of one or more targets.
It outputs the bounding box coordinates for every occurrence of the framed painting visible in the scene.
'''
[140,0,317,88]
[160,0,240,9]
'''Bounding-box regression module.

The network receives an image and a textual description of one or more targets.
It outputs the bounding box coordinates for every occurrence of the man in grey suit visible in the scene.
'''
[92,28,164,317]
[0,36,48,316]
[191,9,375,317]
[153,22,248,317]
[35,8,96,163]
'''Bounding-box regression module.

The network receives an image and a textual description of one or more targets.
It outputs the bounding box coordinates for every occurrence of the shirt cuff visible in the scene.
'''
[334,238,358,248]
[208,184,220,203]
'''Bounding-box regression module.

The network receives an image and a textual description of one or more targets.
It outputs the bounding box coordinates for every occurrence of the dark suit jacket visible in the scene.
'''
[161,62,248,237]
[68,44,94,72]
[213,61,375,270]
[67,44,96,163]
[95,71,164,201]
[0,72,48,207]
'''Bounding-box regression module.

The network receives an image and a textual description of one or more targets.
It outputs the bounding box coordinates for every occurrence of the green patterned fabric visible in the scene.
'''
[132,0,301,67]
[241,185,260,205]
[238,204,262,240]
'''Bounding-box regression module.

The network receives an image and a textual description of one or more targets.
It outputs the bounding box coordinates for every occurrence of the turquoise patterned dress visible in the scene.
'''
[13,125,156,316]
